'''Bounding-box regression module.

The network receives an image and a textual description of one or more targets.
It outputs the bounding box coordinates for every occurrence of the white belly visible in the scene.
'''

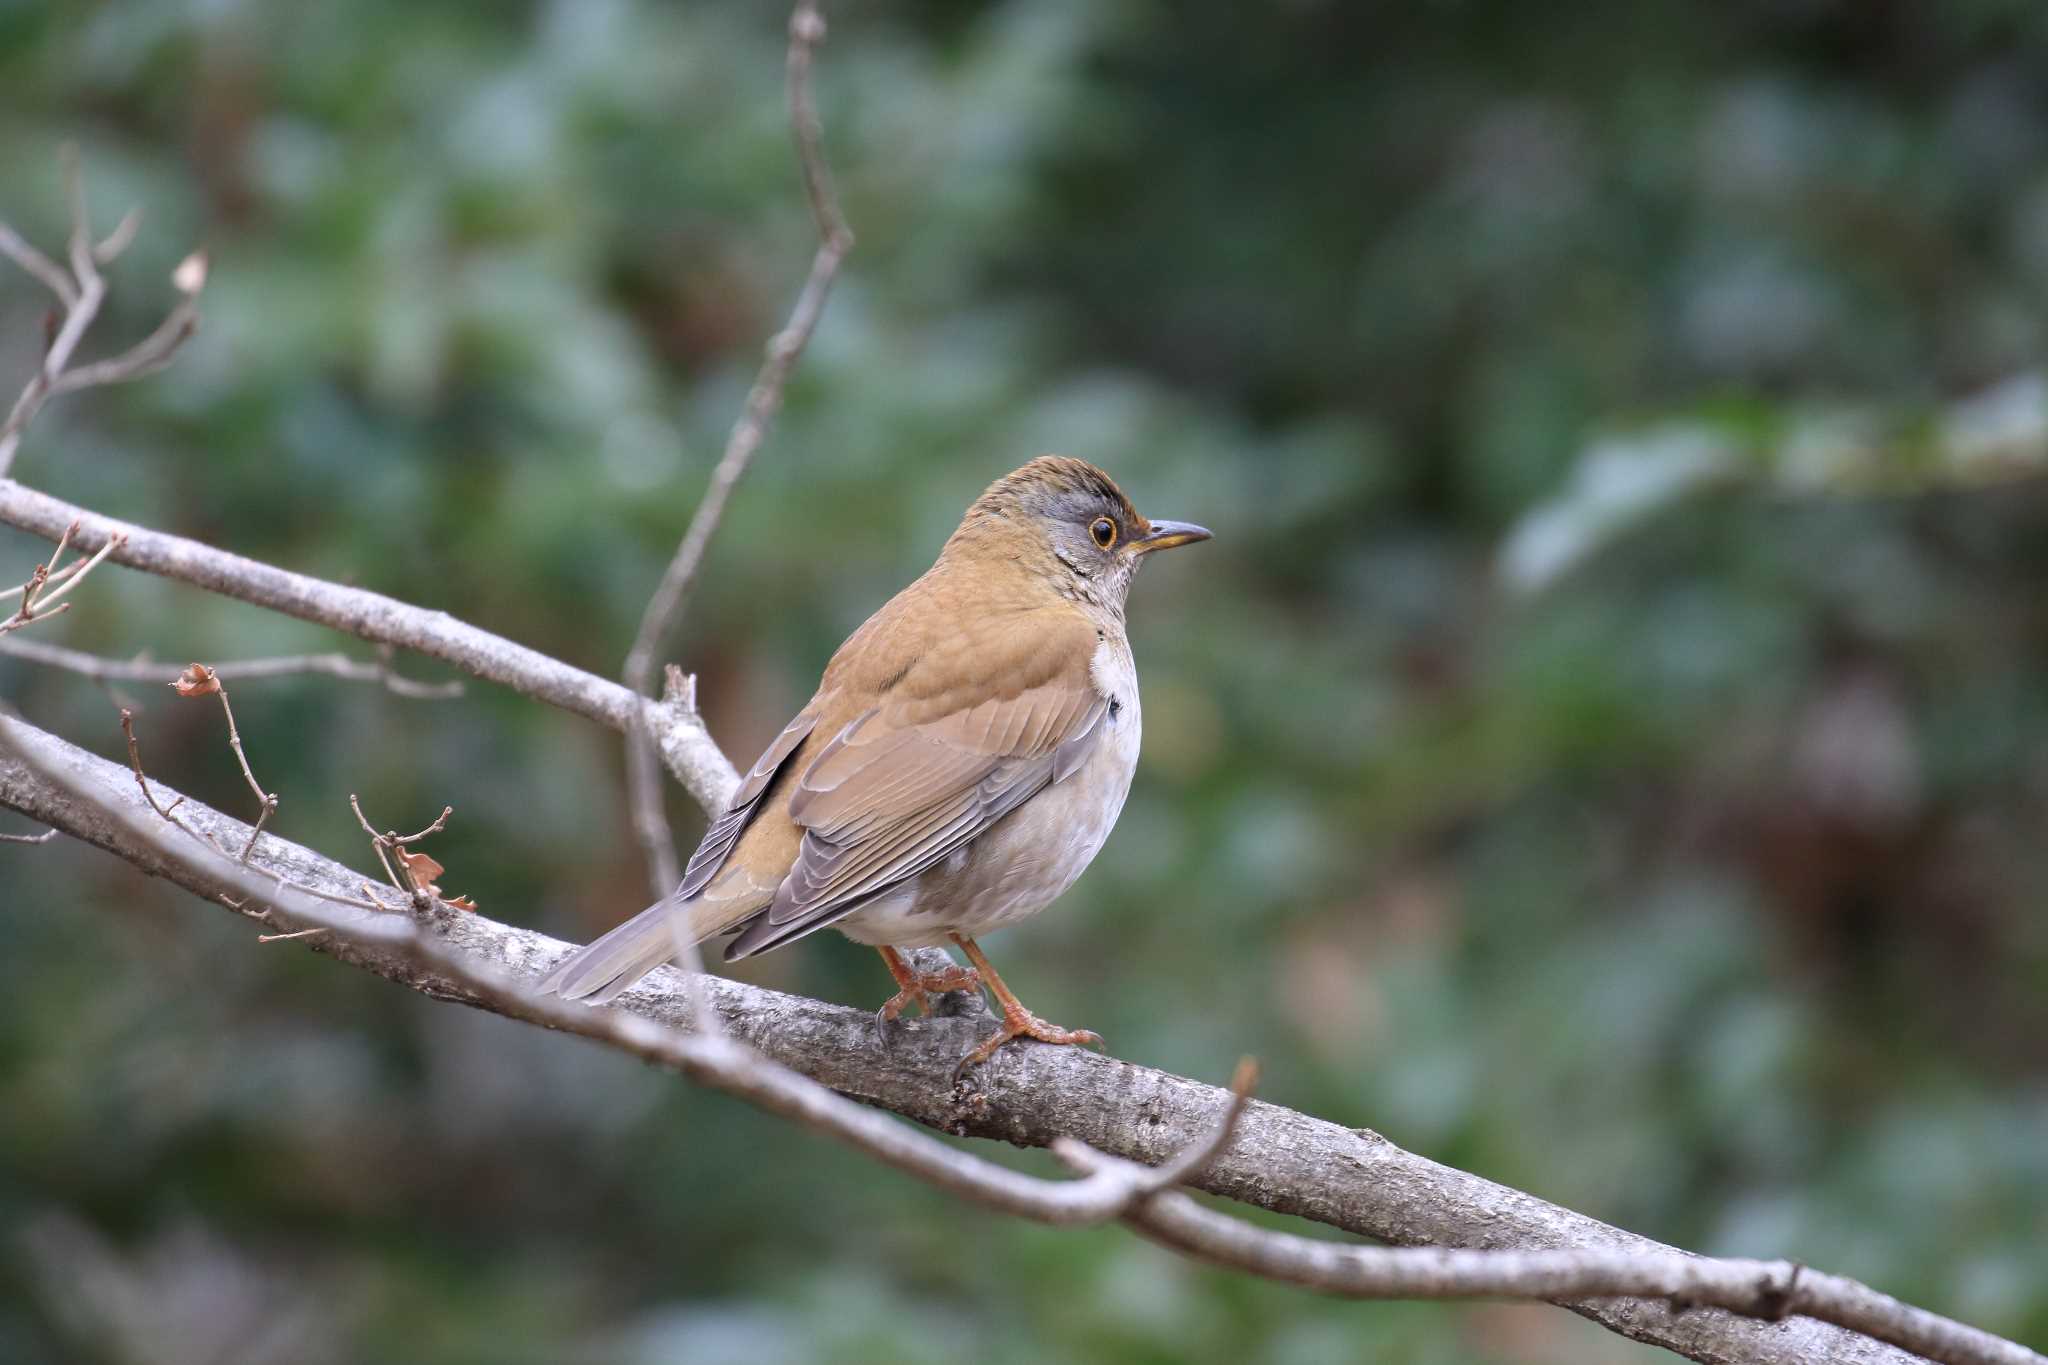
[838,639,1142,948]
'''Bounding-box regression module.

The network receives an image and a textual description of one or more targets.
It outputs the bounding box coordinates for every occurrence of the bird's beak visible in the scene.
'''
[1133,519,1212,554]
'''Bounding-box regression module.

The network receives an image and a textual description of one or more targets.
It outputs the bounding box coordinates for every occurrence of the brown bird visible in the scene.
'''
[543,456,1209,1069]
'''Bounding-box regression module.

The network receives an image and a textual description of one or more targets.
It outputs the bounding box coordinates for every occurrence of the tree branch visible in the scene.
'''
[0,710,1277,1229]
[1,711,2030,1365]
[1055,1146,2038,1365]
[0,478,739,809]
[0,634,463,699]
[0,151,205,479]
[621,0,856,899]
[0,516,127,638]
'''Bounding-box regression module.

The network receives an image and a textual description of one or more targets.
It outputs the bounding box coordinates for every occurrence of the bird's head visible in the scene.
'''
[947,455,1211,612]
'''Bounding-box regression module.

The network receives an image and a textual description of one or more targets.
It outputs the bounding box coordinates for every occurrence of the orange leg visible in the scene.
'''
[875,945,982,1027]
[948,934,1104,1074]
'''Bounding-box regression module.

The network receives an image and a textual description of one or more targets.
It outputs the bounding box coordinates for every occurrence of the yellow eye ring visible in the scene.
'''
[1090,516,1117,549]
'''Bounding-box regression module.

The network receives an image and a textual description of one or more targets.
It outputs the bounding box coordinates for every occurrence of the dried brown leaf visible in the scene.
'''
[393,845,444,893]
[170,663,221,697]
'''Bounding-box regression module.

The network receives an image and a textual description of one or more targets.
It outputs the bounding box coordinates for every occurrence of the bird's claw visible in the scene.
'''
[872,965,983,1049]
[953,1012,1106,1079]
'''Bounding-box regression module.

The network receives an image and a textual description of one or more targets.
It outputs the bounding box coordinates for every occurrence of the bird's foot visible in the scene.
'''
[954,1007,1104,1078]
[874,962,985,1046]
[877,964,983,1025]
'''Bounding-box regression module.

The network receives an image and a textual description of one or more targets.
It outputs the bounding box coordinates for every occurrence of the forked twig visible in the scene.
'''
[0,150,207,478]
[168,664,277,859]
[119,706,387,915]
[120,707,191,827]
[0,519,128,639]
[349,793,456,906]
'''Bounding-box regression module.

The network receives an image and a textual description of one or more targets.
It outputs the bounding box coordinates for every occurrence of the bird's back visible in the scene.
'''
[687,549,1110,945]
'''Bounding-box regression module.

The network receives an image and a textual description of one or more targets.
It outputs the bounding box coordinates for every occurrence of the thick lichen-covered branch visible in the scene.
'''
[4,713,2030,1365]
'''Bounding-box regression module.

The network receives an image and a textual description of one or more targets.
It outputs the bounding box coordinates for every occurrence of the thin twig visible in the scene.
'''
[1050,1057,1259,1213]
[0,825,58,844]
[0,481,740,811]
[388,805,452,845]
[119,706,387,915]
[347,795,455,910]
[620,0,856,902]
[50,254,205,397]
[787,1,855,252]
[1,517,75,601]
[348,793,408,894]
[0,154,203,478]
[0,516,127,638]
[120,707,187,826]
[1,528,127,638]
[0,222,78,306]
[8,527,124,626]
[168,665,278,859]
[0,635,464,698]
[91,207,141,265]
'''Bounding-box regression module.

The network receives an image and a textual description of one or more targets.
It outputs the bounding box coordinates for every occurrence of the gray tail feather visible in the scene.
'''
[541,897,694,1004]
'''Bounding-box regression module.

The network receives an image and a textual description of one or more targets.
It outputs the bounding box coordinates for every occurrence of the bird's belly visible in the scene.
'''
[837,680,1142,949]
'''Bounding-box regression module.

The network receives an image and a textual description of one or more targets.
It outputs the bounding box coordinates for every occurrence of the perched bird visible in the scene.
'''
[543,456,1209,1070]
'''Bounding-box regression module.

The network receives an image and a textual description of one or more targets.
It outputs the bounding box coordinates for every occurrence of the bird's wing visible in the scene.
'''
[535,706,819,1003]
[676,706,819,901]
[724,613,1108,959]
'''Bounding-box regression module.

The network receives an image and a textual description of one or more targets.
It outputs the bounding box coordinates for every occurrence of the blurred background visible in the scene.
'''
[3,1,2046,1361]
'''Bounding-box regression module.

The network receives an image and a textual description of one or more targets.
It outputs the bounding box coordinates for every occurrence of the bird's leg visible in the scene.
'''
[948,934,1105,1075]
[874,945,981,1027]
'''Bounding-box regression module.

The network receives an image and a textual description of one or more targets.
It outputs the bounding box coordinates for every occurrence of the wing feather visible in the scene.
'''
[676,706,818,900]
[724,616,1110,960]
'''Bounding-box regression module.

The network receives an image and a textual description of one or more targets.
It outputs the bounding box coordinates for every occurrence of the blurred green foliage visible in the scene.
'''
[3,1,2047,1361]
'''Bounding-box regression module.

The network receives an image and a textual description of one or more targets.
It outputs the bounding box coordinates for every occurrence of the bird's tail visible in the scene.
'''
[540,895,712,1004]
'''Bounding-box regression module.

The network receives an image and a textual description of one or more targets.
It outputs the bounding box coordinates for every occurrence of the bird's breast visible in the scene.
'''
[836,634,1142,948]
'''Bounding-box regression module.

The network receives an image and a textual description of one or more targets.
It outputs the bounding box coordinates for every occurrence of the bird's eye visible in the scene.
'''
[1089,516,1118,549]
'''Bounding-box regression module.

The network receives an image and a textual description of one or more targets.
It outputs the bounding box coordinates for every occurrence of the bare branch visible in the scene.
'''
[1,824,58,844]
[0,713,2025,1365]
[167,664,278,859]
[120,706,191,828]
[0,635,464,698]
[119,706,388,914]
[387,804,453,845]
[787,1,855,253]
[0,480,738,808]
[62,147,95,283]
[256,925,331,944]
[1053,1143,2037,1365]
[347,793,409,895]
[0,711,1279,1230]
[18,529,122,616]
[348,794,455,907]
[92,207,142,265]
[0,157,203,479]
[621,0,856,899]
[0,518,128,639]
[0,222,77,306]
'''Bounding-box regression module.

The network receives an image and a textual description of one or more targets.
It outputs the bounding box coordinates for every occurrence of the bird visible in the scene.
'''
[542,456,1210,1071]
